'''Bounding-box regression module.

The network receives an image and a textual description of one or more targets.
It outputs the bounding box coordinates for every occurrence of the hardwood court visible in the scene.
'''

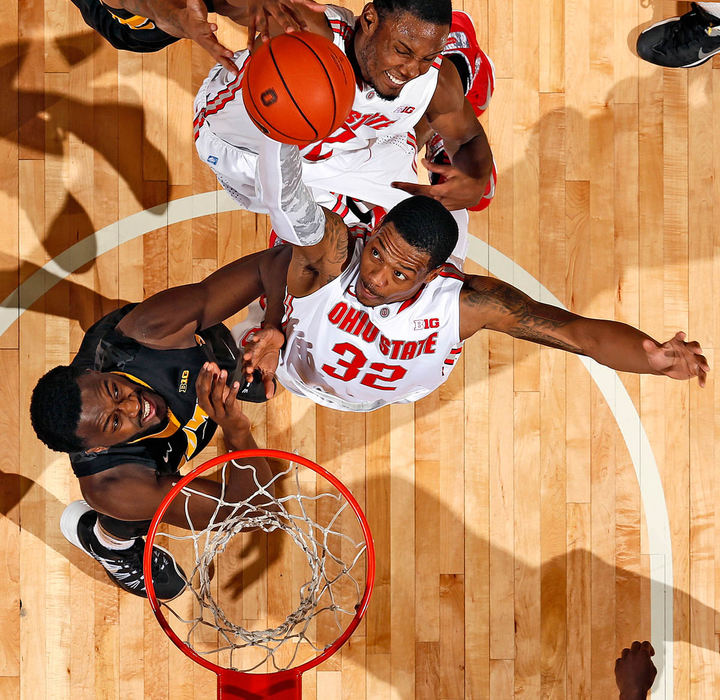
[1,0,719,697]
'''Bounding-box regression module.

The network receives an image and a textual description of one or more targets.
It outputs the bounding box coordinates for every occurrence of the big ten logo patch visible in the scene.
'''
[178,370,190,393]
[414,318,439,330]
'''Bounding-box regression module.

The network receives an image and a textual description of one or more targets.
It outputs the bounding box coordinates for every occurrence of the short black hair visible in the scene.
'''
[30,365,86,453]
[382,195,458,269]
[373,0,452,26]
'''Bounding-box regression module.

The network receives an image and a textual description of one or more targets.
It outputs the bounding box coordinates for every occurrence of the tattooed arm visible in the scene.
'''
[459,275,709,384]
[286,207,352,297]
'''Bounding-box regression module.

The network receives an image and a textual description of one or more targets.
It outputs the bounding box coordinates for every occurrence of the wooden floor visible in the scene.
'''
[1,0,719,697]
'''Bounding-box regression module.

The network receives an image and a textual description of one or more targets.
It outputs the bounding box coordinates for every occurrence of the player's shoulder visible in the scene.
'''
[458,274,503,306]
[435,260,465,282]
[323,4,356,28]
[304,4,352,41]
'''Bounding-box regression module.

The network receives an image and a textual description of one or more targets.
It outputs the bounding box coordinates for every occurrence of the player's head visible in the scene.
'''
[31,366,168,453]
[356,195,458,307]
[354,0,452,100]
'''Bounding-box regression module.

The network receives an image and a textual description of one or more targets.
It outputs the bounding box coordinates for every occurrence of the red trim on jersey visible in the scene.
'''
[431,56,443,70]
[329,18,354,41]
[348,224,369,241]
[330,193,349,219]
[438,262,464,281]
[406,131,418,174]
[282,293,295,330]
[371,206,387,227]
[444,346,463,365]
[239,326,262,348]
[397,284,425,313]
[193,57,250,138]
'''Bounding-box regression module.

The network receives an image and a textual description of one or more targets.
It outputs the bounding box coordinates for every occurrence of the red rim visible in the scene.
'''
[144,448,375,683]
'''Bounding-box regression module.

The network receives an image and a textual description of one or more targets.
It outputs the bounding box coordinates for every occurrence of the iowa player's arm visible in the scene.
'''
[115,245,291,350]
[393,59,492,211]
[105,0,238,71]
[458,275,709,384]
[102,0,325,71]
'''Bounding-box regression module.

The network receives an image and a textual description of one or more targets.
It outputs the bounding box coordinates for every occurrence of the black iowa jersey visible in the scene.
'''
[71,0,214,53]
[69,304,237,478]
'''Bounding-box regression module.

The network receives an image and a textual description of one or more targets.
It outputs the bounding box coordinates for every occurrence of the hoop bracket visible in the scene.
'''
[219,670,302,699]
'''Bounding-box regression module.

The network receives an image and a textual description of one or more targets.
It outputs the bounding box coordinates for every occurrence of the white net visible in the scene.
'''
[152,457,369,673]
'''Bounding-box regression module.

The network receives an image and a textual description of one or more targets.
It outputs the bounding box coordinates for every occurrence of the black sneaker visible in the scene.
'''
[637,3,720,68]
[61,500,186,600]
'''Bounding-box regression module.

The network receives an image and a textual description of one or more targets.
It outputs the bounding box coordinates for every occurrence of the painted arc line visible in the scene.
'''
[469,236,673,697]
[3,191,673,698]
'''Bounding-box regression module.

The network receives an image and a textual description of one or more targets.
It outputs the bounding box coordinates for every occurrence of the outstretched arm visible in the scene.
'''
[116,246,291,350]
[392,60,493,210]
[256,139,351,294]
[110,0,238,72]
[460,275,709,384]
[107,0,327,69]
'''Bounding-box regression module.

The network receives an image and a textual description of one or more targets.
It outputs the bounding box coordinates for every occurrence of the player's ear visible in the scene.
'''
[359,3,380,35]
[423,267,441,284]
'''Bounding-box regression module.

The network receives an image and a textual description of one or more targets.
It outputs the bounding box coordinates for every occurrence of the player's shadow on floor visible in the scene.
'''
[0,37,168,329]
[357,472,718,697]
[478,67,715,322]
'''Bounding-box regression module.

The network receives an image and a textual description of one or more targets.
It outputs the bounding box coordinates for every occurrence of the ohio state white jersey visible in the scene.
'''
[276,228,465,412]
[194,6,442,212]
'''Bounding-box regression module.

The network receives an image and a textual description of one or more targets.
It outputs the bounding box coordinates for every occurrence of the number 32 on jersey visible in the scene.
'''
[322,342,407,391]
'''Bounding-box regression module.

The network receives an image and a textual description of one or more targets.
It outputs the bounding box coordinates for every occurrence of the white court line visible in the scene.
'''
[3,191,674,697]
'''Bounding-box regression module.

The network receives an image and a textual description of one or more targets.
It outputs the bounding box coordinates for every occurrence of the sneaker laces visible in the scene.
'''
[91,541,169,587]
[665,4,718,48]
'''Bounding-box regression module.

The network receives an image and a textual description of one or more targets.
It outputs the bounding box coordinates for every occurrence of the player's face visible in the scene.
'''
[354,8,448,101]
[356,222,439,307]
[75,371,168,450]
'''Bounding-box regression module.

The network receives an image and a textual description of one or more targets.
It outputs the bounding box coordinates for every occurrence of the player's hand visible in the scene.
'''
[157,0,238,75]
[615,641,657,699]
[642,331,710,386]
[245,0,326,50]
[391,157,487,211]
[196,362,250,431]
[241,327,285,399]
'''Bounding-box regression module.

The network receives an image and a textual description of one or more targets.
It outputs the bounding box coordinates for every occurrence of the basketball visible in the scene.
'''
[242,31,356,146]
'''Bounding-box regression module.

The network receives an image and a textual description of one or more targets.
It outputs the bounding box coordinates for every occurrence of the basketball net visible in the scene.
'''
[144,449,375,699]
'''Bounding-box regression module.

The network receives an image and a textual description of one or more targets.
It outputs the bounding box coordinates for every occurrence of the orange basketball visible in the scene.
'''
[242,31,356,146]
